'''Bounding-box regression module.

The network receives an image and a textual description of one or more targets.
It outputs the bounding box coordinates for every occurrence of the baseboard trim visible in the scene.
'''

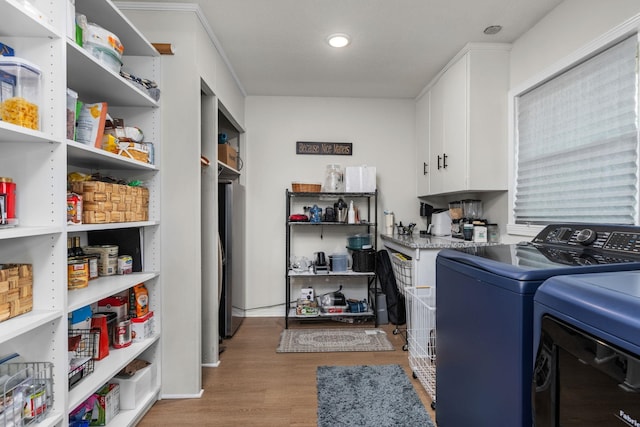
[161,389,204,399]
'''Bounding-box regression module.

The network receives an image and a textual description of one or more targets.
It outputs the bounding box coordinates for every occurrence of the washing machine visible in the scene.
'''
[533,271,640,426]
[435,223,640,427]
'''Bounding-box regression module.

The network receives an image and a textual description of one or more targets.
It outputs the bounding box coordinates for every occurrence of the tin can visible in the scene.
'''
[83,245,118,276]
[67,258,89,289]
[67,192,83,224]
[113,318,132,348]
[117,255,133,275]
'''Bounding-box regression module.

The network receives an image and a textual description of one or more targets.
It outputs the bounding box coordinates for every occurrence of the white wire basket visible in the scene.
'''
[389,252,413,297]
[405,286,436,406]
[0,361,54,426]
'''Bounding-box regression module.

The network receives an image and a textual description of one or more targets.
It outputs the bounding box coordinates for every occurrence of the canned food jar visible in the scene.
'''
[83,245,118,276]
[0,177,16,222]
[66,192,82,224]
[86,255,99,280]
[113,318,132,348]
[67,258,89,290]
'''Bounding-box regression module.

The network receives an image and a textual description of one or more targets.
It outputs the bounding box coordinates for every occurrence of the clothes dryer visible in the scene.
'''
[533,271,640,426]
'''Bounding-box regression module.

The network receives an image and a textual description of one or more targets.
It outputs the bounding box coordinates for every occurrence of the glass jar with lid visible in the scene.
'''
[323,164,344,192]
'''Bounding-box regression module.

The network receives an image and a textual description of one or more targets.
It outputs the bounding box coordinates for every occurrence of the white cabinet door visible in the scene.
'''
[440,54,468,194]
[422,44,509,197]
[428,77,445,194]
[416,92,430,197]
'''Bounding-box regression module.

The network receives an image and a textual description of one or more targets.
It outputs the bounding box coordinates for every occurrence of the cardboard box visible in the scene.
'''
[131,311,154,343]
[218,144,238,169]
[90,383,120,426]
[111,364,153,410]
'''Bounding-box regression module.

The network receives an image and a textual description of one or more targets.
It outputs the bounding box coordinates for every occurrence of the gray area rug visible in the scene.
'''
[276,328,394,353]
[317,364,435,427]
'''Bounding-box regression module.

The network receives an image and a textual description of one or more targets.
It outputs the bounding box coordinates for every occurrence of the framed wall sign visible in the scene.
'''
[296,141,352,156]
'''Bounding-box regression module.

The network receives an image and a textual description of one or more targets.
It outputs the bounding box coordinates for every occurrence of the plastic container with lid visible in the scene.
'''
[487,223,500,243]
[0,57,41,130]
[322,164,344,192]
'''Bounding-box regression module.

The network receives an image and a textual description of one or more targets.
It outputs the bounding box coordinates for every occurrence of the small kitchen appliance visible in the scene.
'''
[430,210,451,236]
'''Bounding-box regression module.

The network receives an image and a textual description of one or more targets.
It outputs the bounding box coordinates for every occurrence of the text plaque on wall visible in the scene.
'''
[296,141,352,156]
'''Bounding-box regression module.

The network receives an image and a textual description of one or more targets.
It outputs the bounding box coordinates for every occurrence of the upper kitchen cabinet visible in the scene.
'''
[419,44,510,197]
[415,91,430,197]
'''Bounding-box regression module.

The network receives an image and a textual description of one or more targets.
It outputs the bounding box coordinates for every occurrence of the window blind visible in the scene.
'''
[514,35,639,225]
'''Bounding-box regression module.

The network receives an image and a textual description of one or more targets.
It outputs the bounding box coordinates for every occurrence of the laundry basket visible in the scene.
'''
[405,285,436,409]
[389,252,413,350]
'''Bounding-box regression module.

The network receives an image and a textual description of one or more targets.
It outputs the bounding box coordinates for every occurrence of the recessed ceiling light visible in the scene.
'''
[327,33,351,48]
[483,25,502,35]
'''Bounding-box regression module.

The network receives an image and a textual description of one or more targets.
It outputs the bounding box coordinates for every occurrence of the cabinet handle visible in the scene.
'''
[423,162,428,175]
[437,155,442,170]
[443,153,448,169]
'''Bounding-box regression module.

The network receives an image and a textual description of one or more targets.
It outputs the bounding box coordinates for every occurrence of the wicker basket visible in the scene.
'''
[291,182,322,192]
[70,181,149,224]
[0,264,33,322]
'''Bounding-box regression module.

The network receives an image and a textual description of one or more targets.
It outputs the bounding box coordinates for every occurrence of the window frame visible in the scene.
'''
[507,20,640,237]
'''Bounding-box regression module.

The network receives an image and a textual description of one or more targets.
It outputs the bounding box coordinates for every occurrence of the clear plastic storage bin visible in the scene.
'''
[0,57,41,130]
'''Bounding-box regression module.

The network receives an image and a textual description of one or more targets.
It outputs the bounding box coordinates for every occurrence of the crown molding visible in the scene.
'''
[115,2,247,97]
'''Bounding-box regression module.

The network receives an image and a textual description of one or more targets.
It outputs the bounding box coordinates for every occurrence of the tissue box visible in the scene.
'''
[345,166,376,192]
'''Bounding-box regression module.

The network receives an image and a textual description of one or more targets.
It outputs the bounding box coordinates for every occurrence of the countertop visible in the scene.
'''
[380,233,499,250]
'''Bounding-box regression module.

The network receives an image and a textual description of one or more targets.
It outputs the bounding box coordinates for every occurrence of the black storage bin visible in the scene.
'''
[352,248,376,272]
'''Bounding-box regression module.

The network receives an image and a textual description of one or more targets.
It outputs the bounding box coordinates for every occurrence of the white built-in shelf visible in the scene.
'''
[67,140,158,171]
[67,42,158,107]
[76,0,159,57]
[0,0,60,38]
[67,272,159,312]
[0,310,64,343]
[68,334,160,410]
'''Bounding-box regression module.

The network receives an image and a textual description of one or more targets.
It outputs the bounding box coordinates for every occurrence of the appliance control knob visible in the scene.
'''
[576,229,597,245]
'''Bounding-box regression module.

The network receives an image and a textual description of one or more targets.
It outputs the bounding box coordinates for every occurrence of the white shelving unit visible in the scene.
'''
[0,0,161,425]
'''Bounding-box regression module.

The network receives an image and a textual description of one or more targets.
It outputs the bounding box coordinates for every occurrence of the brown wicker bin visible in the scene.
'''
[70,181,149,224]
[0,264,33,322]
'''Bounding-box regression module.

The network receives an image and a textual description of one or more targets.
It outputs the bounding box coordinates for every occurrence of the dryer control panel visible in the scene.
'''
[532,223,640,255]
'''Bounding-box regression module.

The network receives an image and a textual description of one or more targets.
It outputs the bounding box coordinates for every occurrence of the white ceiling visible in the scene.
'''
[119,0,563,98]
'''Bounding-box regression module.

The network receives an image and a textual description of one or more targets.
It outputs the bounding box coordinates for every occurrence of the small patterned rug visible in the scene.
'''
[276,328,395,353]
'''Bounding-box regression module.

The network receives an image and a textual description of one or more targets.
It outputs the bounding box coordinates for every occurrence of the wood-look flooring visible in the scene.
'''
[137,317,437,426]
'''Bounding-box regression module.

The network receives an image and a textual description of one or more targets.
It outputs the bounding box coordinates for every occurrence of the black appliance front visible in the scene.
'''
[534,316,640,426]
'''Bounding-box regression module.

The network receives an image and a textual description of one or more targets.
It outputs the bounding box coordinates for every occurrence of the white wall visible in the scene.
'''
[498,0,640,241]
[244,96,416,315]
[122,6,246,396]
[510,0,640,88]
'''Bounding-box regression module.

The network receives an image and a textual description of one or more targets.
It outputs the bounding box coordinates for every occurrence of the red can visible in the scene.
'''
[0,177,16,220]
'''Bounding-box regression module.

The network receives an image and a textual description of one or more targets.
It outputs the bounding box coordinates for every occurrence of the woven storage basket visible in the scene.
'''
[0,264,33,322]
[291,182,321,192]
[70,181,149,224]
